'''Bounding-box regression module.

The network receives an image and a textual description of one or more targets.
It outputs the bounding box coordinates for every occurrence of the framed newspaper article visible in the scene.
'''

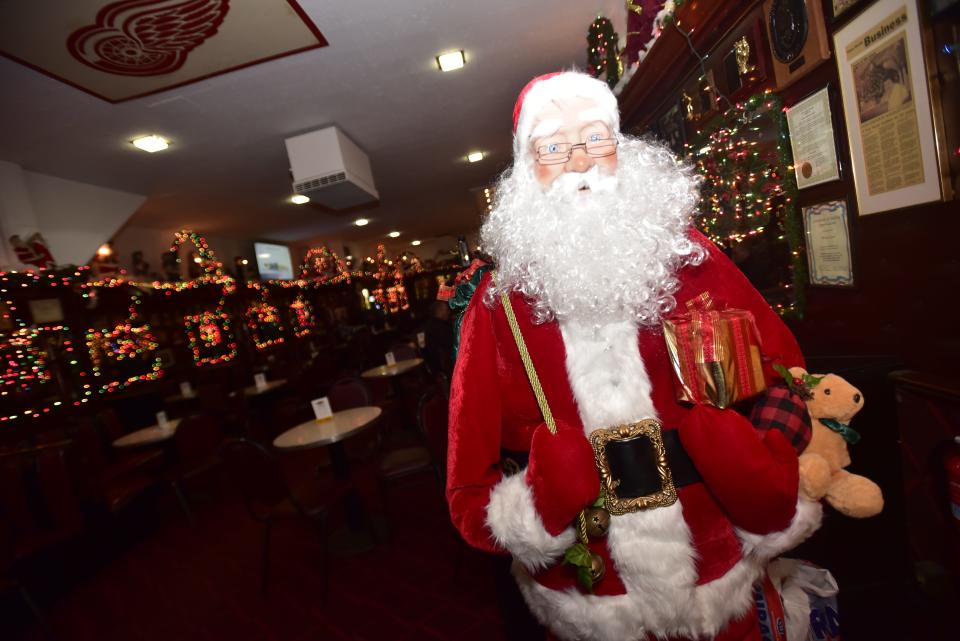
[833,0,944,215]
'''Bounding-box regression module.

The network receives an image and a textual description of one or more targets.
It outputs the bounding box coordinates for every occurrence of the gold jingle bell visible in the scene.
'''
[590,552,605,583]
[585,507,610,539]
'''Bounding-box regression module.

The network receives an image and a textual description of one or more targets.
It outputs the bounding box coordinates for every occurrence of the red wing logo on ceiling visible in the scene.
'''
[66,0,231,77]
[0,0,327,102]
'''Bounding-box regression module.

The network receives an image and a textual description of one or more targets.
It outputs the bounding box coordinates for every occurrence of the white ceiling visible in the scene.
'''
[0,0,627,248]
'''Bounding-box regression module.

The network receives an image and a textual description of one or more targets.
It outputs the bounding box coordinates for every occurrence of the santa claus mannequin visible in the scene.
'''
[446,71,822,641]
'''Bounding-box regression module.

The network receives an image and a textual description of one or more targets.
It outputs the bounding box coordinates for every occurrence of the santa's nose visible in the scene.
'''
[565,147,594,173]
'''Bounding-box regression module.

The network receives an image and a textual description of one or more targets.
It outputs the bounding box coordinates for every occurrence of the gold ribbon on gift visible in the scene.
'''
[662,292,766,408]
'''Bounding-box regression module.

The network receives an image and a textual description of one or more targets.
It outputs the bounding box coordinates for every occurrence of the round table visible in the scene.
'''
[360,358,423,379]
[273,406,382,542]
[273,406,382,452]
[112,418,182,448]
[241,379,287,396]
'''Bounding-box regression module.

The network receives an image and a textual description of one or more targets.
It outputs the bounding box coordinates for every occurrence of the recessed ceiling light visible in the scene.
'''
[467,151,484,163]
[388,231,400,238]
[411,240,422,246]
[355,218,369,226]
[436,50,465,72]
[131,135,169,153]
[290,194,310,205]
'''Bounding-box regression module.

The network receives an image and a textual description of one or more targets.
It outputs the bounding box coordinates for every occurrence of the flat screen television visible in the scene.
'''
[254,242,294,280]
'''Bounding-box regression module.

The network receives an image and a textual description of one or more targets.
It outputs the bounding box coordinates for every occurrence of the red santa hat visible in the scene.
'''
[512,71,621,154]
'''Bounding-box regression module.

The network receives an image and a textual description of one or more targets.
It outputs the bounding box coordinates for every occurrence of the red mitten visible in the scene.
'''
[679,405,799,534]
[525,421,599,536]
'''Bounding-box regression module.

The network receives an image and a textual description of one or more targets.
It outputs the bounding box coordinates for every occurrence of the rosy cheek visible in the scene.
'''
[534,163,560,187]
[597,153,618,174]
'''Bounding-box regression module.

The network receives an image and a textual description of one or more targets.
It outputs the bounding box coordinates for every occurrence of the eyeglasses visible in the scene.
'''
[535,137,618,165]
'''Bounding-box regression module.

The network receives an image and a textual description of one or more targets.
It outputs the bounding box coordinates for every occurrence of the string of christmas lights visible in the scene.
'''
[685,90,805,317]
[289,294,315,338]
[587,15,623,89]
[300,246,352,284]
[183,310,238,366]
[0,325,83,422]
[246,289,285,350]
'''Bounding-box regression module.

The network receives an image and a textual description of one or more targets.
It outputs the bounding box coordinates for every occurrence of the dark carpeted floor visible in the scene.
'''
[2,468,509,641]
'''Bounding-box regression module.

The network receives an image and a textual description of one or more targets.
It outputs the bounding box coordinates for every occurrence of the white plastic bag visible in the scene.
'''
[767,558,841,641]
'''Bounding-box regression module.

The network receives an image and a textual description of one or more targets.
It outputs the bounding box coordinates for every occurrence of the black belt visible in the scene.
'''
[500,427,700,497]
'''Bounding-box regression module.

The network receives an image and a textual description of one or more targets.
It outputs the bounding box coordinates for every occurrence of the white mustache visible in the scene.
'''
[547,165,619,200]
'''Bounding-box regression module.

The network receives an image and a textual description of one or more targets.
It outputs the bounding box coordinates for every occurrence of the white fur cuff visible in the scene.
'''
[485,472,577,572]
[738,498,823,561]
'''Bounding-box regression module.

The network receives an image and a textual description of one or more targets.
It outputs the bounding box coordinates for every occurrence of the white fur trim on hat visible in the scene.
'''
[513,72,621,160]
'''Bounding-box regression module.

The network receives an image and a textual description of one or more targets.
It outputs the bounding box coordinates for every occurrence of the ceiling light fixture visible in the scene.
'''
[290,194,310,205]
[467,151,484,163]
[411,240,422,246]
[96,244,112,257]
[355,218,369,226]
[131,135,169,153]
[436,50,465,72]
[388,231,400,238]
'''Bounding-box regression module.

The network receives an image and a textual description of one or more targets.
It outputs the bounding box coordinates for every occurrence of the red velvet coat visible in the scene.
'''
[446,232,818,641]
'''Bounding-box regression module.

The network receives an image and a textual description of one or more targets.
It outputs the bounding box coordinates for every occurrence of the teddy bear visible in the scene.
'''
[789,366,884,518]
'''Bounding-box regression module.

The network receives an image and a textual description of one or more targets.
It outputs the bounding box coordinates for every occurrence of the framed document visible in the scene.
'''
[803,200,854,287]
[656,100,687,156]
[832,0,868,20]
[786,87,841,189]
[833,1,944,215]
[762,0,832,89]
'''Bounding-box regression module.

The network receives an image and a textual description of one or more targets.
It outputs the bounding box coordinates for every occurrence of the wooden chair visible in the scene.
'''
[374,387,447,540]
[388,341,418,361]
[72,419,158,514]
[326,376,372,411]
[327,377,383,461]
[218,439,357,597]
[1,441,84,638]
[166,413,225,522]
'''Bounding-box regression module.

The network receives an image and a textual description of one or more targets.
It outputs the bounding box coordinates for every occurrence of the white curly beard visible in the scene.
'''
[481,137,706,325]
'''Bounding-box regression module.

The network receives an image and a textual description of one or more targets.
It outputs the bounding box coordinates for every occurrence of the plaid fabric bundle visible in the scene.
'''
[749,384,812,453]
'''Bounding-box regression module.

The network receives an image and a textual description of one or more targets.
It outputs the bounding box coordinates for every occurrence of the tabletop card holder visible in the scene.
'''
[311,397,333,422]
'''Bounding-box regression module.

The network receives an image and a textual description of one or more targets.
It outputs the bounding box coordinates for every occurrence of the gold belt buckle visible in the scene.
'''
[589,419,678,515]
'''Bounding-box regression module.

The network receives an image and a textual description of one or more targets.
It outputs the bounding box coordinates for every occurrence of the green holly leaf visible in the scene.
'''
[563,542,592,568]
[576,565,595,593]
[591,493,605,509]
[802,373,824,388]
[773,363,792,384]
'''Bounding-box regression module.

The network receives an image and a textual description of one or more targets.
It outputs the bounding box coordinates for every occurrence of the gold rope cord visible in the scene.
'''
[492,272,557,435]
[493,273,590,540]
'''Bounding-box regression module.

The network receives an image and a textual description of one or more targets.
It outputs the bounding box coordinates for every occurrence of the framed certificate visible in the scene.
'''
[803,200,854,287]
[786,87,841,189]
[833,0,945,215]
